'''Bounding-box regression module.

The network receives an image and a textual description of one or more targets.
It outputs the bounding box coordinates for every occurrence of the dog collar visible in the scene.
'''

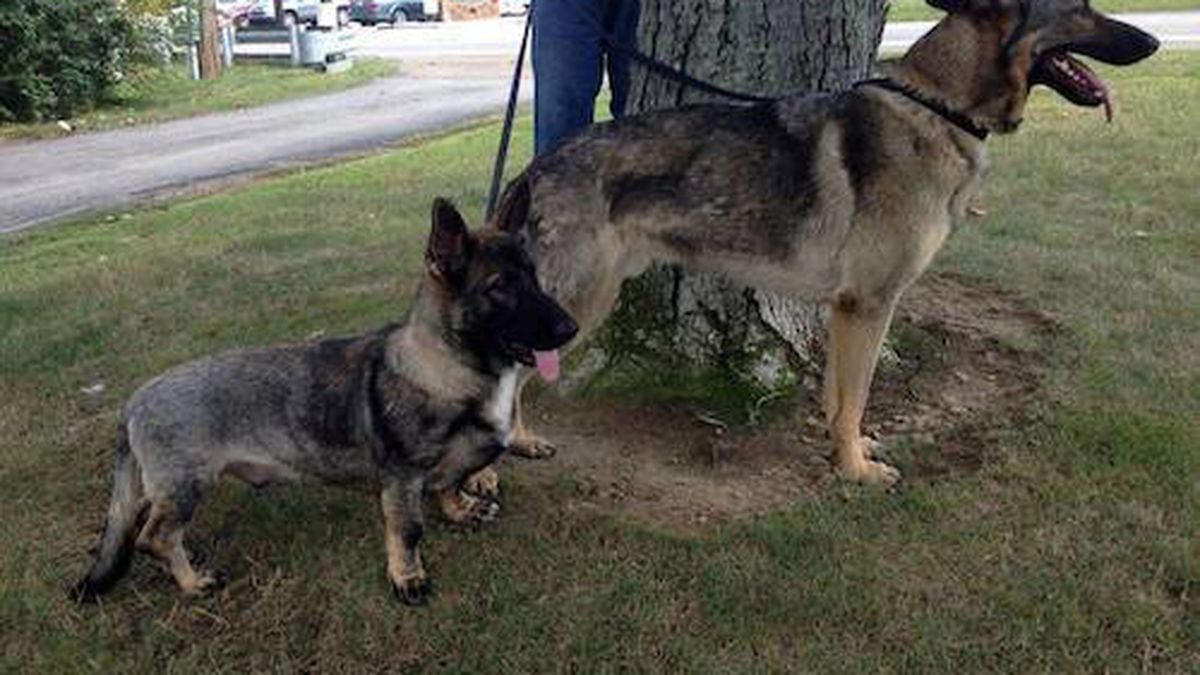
[856,78,990,142]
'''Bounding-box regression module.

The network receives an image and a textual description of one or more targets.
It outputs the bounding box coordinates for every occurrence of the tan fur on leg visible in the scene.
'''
[135,501,217,595]
[380,480,430,605]
[462,466,500,499]
[824,295,901,486]
[438,489,500,525]
[507,375,558,459]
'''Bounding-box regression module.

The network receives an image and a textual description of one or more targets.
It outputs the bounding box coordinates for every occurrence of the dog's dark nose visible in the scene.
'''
[553,314,579,345]
[1141,32,1161,58]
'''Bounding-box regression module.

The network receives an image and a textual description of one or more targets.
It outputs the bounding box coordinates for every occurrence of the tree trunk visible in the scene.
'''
[198,0,222,80]
[597,0,887,394]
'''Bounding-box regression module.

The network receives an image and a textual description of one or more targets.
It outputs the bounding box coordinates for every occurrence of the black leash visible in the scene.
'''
[856,78,989,141]
[599,35,776,105]
[484,2,535,222]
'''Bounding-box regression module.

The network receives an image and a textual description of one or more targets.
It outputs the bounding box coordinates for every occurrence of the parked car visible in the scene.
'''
[348,0,428,25]
[248,0,350,27]
[217,0,256,27]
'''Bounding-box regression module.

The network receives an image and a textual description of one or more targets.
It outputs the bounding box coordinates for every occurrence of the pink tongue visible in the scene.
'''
[1088,72,1114,122]
[534,350,560,382]
[1075,58,1114,122]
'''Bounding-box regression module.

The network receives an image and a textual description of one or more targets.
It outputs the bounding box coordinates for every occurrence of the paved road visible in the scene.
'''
[2,11,1195,234]
[0,75,530,233]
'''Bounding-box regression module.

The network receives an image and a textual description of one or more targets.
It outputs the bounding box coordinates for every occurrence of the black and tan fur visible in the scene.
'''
[72,199,577,605]
[494,0,1158,484]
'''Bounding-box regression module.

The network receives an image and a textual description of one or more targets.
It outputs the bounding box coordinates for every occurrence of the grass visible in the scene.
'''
[888,0,1199,22]
[1,52,1198,672]
[0,58,397,141]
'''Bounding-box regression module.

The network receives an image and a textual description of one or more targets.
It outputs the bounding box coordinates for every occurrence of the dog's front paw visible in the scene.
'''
[183,568,228,597]
[509,433,558,459]
[439,490,501,525]
[835,436,901,486]
[463,466,500,500]
[392,575,433,607]
[838,458,902,486]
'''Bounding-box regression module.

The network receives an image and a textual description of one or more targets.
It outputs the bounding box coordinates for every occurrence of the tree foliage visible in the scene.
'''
[0,0,144,122]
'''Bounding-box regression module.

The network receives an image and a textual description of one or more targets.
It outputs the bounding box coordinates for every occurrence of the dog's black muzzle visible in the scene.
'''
[502,293,578,368]
[1070,15,1159,66]
[530,296,578,352]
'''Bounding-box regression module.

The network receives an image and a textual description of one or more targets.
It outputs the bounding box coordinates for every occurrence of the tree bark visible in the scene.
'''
[198,0,222,80]
[597,0,887,394]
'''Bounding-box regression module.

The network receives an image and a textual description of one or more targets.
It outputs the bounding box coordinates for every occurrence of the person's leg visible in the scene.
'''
[532,0,605,154]
[603,0,640,119]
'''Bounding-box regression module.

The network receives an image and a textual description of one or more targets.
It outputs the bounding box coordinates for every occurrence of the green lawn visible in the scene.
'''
[0,53,1196,672]
[889,0,1199,22]
[0,59,397,141]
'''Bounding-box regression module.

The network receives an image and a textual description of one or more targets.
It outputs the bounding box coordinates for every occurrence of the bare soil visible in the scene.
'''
[499,274,1059,533]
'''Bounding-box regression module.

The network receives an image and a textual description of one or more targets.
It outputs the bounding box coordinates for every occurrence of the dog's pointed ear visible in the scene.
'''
[494,177,530,235]
[926,0,1023,13]
[925,0,964,11]
[426,198,471,284]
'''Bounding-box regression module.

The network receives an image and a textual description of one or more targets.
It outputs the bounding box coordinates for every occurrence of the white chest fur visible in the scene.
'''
[483,369,517,445]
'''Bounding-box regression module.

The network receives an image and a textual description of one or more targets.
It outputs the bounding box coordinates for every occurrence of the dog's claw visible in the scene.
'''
[465,495,501,525]
[441,490,501,526]
[476,498,501,523]
[392,577,433,607]
[838,459,902,487]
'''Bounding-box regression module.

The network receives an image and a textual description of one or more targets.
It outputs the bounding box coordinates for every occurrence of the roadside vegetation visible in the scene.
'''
[0,59,397,141]
[0,0,397,140]
[888,0,1199,22]
[0,52,1195,672]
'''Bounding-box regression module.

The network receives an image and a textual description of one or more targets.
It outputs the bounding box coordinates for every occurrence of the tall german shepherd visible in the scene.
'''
[492,0,1158,484]
[72,199,577,605]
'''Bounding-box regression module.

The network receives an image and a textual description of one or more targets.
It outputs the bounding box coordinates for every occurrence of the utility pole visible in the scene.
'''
[198,0,222,79]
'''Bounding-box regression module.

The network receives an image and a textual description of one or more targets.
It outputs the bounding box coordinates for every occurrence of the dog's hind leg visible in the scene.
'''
[824,292,902,486]
[135,481,220,596]
[381,473,431,606]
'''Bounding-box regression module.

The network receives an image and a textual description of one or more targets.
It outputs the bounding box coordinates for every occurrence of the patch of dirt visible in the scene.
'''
[501,274,1059,533]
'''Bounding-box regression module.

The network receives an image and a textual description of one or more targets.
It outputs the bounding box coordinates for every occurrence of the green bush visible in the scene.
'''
[0,0,139,122]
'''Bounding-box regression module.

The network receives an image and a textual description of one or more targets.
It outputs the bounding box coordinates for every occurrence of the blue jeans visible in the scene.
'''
[532,0,640,155]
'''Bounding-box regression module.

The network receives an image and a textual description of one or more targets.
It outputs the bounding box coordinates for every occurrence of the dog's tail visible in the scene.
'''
[70,420,147,603]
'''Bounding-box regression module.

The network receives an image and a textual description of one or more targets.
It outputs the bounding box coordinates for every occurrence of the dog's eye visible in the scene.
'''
[487,287,515,307]
[484,277,515,307]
